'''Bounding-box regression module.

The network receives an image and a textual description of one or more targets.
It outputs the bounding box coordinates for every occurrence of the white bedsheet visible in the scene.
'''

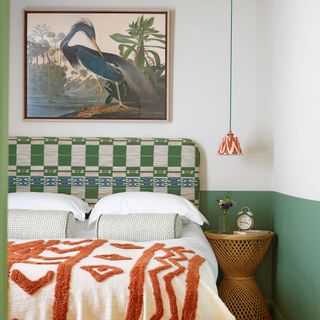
[74,220,219,280]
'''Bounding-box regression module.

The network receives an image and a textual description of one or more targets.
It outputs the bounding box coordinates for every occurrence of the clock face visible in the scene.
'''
[237,214,254,230]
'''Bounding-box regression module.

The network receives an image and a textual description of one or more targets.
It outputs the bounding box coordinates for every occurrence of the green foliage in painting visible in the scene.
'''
[110,15,166,89]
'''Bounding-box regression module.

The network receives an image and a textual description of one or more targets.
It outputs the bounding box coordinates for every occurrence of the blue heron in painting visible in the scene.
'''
[60,19,156,113]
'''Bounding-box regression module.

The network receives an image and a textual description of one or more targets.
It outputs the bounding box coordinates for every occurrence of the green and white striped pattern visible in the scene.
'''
[8,137,200,205]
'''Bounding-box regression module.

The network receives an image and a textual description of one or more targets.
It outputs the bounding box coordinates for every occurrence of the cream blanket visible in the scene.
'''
[8,227,234,320]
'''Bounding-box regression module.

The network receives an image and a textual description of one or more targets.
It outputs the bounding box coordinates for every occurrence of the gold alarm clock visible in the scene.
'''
[237,207,254,231]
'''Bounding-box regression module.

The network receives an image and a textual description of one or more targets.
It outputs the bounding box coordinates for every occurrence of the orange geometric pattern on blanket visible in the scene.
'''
[182,255,205,320]
[81,264,123,282]
[148,246,197,320]
[126,243,165,320]
[48,245,88,254]
[95,254,132,260]
[52,240,107,320]
[8,240,205,320]
[61,239,92,245]
[33,254,72,261]
[11,269,55,295]
[163,247,189,320]
[149,249,175,320]
[8,240,60,270]
[111,243,145,249]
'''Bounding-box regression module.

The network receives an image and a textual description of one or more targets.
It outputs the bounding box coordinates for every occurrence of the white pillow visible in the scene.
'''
[89,192,208,225]
[8,192,89,221]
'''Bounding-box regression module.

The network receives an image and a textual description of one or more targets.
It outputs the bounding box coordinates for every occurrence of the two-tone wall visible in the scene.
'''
[7,0,320,319]
[271,0,320,318]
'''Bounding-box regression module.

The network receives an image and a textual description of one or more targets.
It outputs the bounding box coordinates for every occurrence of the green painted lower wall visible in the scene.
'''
[200,191,274,300]
[0,0,9,318]
[200,191,320,320]
[273,193,320,320]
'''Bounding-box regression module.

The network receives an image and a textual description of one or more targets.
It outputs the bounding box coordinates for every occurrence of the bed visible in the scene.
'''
[8,137,234,320]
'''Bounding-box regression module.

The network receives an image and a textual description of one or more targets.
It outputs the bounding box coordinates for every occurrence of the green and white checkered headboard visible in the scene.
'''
[8,137,200,205]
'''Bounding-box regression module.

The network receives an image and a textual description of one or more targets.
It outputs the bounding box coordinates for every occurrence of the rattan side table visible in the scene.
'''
[205,231,273,320]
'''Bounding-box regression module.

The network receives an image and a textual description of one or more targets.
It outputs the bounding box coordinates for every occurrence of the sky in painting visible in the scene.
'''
[27,12,167,63]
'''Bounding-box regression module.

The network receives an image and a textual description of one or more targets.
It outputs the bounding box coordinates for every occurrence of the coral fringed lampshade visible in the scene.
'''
[217,131,243,155]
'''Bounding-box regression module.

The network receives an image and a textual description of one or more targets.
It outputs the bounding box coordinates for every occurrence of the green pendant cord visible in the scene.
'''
[229,0,233,132]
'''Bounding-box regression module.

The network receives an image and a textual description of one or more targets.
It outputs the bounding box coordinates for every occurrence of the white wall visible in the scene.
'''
[9,0,273,191]
[272,0,320,200]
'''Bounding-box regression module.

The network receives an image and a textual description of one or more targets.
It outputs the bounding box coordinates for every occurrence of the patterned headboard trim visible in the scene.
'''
[8,137,200,205]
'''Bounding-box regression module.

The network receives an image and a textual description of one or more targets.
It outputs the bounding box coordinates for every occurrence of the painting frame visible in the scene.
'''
[24,10,169,121]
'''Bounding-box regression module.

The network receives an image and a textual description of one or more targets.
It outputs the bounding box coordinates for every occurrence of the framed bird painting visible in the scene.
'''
[24,10,169,121]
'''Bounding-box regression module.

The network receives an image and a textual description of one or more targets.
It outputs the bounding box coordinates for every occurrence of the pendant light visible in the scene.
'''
[217,0,243,156]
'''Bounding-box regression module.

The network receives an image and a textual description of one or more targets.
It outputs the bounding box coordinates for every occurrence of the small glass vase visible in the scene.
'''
[218,209,231,234]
